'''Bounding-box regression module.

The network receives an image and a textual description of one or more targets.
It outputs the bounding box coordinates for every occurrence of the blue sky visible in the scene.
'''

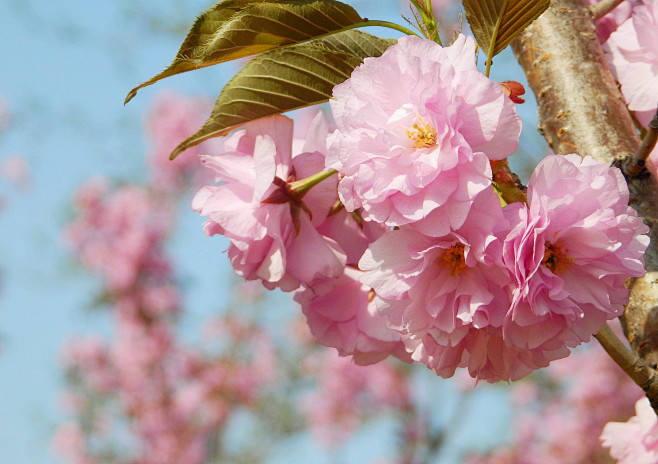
[0,1,546,462]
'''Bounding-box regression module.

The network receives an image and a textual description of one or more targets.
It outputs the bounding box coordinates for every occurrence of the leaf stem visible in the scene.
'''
[290,20,421,46]
[289,169,337,195]
[408,0,442,44]
[351,20,422,38]
[590,0,627,20]
[485,0,510,77]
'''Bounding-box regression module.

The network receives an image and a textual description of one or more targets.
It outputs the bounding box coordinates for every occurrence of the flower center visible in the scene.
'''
[542,242,571,275]
[407,119,437,149]
[439,243,466,276]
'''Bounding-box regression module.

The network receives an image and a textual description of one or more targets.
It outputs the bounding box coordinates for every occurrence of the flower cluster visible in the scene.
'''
[194,35,649,381]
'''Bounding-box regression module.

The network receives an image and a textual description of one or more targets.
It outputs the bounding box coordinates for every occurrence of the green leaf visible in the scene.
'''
[462,0,550,62]
[169,30,393,159]
[125,0,366,103]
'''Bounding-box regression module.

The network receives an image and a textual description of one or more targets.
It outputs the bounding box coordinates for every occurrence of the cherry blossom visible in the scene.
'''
[360,188,519,380]
[294,266,410,365]
[192,114,345,291]
[327,34,521,230]
[502,154,648,355]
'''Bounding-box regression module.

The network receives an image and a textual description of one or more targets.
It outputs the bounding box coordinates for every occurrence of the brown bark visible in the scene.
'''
[511,0,658,411]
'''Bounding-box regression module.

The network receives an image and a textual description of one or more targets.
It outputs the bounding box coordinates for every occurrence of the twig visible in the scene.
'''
[595,323,658,414]
[590,0,627,20]
[624,108,658,177]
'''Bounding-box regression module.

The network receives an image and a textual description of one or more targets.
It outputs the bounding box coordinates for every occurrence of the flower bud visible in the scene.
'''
[501,81,526,104]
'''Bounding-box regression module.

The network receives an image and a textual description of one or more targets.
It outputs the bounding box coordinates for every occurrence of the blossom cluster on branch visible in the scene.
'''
[193,34,649,383]
[89,0,658,461]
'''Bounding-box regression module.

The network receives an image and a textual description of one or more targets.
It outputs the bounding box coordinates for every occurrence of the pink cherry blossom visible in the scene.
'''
[192,114,345,291]
[408,325,555,382]
[316,207,387,266]
[360,188,510,331]
[327,34,521,229]
[294,266,410,365]
[601,397,658,464]
[360,189,518,380]
[502,154,648,356]
[606,0,658,127]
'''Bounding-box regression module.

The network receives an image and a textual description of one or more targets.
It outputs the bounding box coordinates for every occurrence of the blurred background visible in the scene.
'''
[0,1,636,464]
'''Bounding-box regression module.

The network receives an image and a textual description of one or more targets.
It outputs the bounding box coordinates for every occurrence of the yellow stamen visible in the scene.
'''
[407,119,437,149]
[542,242,572,274]
[439,243,466,276]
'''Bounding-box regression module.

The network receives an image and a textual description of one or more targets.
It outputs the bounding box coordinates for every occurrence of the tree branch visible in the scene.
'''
[511,0,658,413]
[595,323,658,405]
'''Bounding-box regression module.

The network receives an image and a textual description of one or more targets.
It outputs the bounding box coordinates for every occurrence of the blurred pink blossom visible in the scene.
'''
[302,350,411,446]
[0,154,30,189]
[51,422,92,463]
[400,0,459,23]
[145,91,222,188]
[65,180,178,322]
[59,172,280,464]
[467,344,642,463]
[60,336,116,393]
